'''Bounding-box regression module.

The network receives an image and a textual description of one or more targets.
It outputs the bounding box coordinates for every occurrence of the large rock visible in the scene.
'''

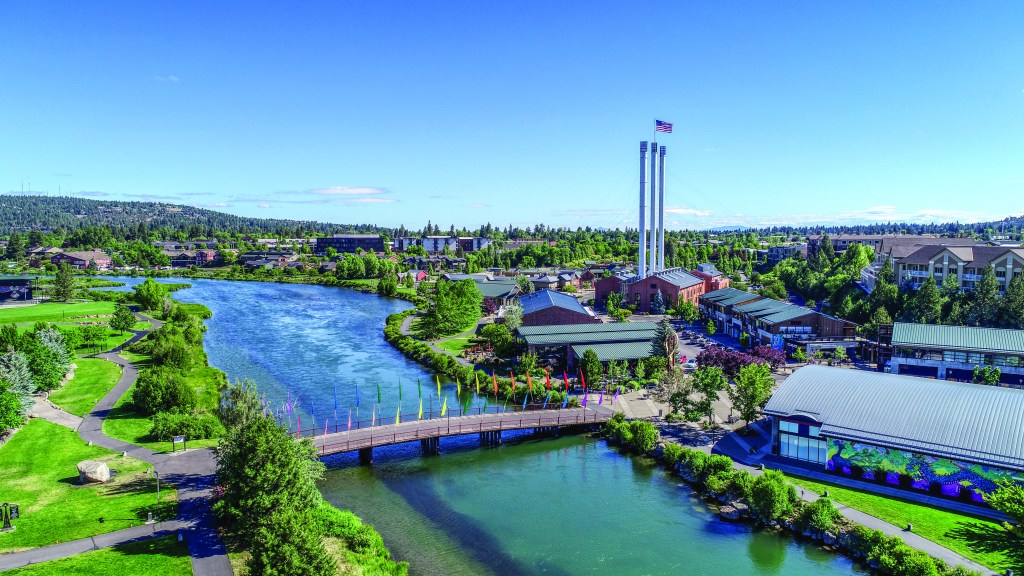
[77,460,110,483]
[719,505,742,521]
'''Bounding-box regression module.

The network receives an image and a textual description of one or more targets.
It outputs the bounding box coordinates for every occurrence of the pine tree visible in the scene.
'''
[5,233,24,260]
[998,273,1024,329]
[966,267,1000,327]
[53,262,76,302]
[903,276,942,324]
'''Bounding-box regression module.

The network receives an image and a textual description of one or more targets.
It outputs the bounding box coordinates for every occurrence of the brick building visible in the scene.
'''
[518,290,600,327]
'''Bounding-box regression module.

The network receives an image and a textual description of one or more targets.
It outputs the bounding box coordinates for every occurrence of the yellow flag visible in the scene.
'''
[395,405,401,425]
[436,375,441,397]
[418,398,423,420]
[441,397,448,416]
[457,378,461,396]
[475,374,480,394]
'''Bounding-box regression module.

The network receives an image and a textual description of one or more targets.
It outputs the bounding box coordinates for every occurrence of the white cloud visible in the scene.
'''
[79,191,108,197]
[308,186,387,196]
[206,202,230,208]
[664,207,712,217]
[258,202,271,208]
[154,75,179,83]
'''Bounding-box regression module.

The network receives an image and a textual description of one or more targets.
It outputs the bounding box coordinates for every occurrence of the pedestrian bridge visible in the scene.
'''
[310,407,611,460]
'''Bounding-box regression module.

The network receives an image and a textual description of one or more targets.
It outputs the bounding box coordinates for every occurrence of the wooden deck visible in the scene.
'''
[312,407,611,456]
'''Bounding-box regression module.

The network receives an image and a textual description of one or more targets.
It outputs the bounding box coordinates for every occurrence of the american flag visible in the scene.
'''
[655,120,673,133]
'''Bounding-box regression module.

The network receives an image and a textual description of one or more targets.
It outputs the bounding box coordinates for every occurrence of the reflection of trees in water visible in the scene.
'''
[748,529,788,573]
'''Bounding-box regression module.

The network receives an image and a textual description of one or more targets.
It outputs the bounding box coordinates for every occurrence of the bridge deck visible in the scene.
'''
[313,408,610,456]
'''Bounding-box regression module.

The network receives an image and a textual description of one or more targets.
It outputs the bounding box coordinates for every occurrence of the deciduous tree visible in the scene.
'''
[729,362,774,427]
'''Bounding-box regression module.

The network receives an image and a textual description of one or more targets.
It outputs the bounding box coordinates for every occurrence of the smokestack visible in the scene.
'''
[658,145,666,271]
[649,142,658,274]
[639,142,647,280]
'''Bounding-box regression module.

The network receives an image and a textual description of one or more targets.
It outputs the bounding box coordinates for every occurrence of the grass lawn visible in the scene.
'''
[437,336,472,355]
[0,419,177,553]
[4,535,192,576]
[0,301,116,325]
[411,313,480,341]
[790,477,1020,573]
[48,358,123,416]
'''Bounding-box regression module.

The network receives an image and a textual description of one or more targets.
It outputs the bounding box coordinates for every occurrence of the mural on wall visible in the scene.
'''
[825,438,1018,500]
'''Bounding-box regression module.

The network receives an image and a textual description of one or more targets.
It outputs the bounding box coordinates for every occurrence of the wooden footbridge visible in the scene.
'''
[309,407,612,462]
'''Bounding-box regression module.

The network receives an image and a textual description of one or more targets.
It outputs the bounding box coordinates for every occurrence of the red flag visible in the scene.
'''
[545,371,551,390]
[562,371,570,391]
[579,368,586,389]
[296,416,302,438]
[492,372,499,394]
[527,373,533,394]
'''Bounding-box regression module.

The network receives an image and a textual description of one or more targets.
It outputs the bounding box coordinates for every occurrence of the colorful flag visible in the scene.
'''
[296,416,302,438]
[377,383,382,404]
[581,387,588,407]
[418,379,422,398]
[543,391,551,409]
[579,368,586,389]
[457,378,461,396]
[355,385,361,408]
[522,391,528,410]
[561,392,568,409]
[371,405,376,427]
[613,387,620,405]
[398,379,402,402]
[323,418,329,436]
[492,372,499,394]
[598,387,604,405]
[418,398,423,420]
[655,119,673,133]
[545,371,551,390]
[436,375,441,397]
[563,371,570,391]
[396,405,401,425]
[475,374,480,395]
[482,397,489,413]
[347,408,352,431]
[441,397,448,416]
[527,373,533,394]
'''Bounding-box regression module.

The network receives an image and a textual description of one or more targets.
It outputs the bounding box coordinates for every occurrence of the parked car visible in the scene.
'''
[684,359,698,369]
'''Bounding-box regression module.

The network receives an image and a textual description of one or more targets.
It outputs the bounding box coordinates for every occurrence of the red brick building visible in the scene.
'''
[690,262,730,293]
[625,268,705,313]
[519,289,600,327]
[51,250,112,270]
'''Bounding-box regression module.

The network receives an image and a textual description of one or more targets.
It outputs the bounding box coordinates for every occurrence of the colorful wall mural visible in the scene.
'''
[825,438,1020,501]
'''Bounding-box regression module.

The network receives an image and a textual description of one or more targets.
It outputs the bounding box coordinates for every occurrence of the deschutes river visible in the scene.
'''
[105,277,865,576]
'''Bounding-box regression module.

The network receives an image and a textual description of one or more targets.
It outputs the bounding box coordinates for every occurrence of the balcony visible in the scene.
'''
[963,273,982,281]
[906,270,930,278]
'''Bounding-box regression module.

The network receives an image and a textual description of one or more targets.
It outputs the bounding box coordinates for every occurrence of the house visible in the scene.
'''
[529,275,560,291]
[884,322,1024,388]
[517,289,600,327]
[699,287,764,332]
[51,250,112,270]
[240,250,297,263]
[767,244,807,265]
[690,263,730,293]
[441,273,493,282]
[479,280,521,313]
[764,366,1024,499]
[624,268,705,313]
[161,250,216,268]
[594,272,634,306]
[397,270,428,283]
[892,245,1024,293]
[244,259,279,271]
[319,261,338,273]
[314,234,385,255]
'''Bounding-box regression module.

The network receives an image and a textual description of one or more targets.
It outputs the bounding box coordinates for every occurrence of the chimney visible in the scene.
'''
[639,142,647,280]
[649,142,658,274]
[658,145,666,271]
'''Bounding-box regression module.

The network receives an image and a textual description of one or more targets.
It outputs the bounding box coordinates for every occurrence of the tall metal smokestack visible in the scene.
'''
[639,142,647,280]
[658,145,666,271]
[649,142,658,274]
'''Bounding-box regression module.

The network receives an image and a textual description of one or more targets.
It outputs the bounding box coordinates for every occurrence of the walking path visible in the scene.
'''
[398,311,475,367]
[28,398,83,430]
[1,312,233,575]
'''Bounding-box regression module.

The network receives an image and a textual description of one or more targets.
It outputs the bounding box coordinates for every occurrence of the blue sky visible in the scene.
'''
[2,2,1022,230]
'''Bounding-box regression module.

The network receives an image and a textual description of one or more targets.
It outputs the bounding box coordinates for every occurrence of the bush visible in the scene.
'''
[798,497,841,533]
[132,368,198,415]
[149,411,224,440]
[662,443,684,467]
[749,469,797,522]
[626,420,659,453]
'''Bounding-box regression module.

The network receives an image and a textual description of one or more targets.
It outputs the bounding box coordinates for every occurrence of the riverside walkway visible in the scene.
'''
[311,407,610,459]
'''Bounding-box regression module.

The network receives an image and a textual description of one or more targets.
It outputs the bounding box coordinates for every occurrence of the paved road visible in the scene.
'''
[2,312,233,575]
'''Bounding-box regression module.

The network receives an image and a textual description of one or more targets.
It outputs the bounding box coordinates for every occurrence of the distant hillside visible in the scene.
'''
[0,195,382,235]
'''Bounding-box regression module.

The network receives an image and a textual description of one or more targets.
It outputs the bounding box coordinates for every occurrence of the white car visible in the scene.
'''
[684,359,698,369]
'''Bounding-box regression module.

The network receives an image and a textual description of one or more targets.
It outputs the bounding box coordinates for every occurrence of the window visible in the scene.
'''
[779,420,798,433]
[808,425,820,437]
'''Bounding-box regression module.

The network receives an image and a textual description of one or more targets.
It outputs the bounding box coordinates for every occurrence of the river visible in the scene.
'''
[104,276,865,576]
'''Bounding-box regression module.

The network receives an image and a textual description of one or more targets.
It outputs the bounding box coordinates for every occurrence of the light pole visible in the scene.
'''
[154,469,160,503]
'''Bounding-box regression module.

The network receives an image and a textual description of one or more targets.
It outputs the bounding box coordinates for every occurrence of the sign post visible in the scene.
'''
[172,435,187,452]
[1,503,18,532]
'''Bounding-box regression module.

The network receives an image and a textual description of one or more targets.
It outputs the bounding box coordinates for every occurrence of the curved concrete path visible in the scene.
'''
[0,313,233,575]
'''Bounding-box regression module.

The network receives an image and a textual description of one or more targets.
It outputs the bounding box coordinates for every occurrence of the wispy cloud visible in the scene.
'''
[154,75,179,83]
[206,202,230,208]
[665,207,711,216]
[258,202,271,208]
[308,186,387,196]
[79,191,108,197]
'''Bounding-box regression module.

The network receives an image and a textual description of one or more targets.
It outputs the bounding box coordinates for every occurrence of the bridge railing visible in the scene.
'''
[315,409,608,455]
[288,402,589,439]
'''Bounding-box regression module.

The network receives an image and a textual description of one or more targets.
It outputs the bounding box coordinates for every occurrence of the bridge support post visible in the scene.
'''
[420,438,440,456]
[479,431,501,447]
[358,448,373,465]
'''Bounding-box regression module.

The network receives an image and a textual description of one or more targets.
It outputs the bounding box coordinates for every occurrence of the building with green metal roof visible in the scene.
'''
[517,322,660,366]
[698,287,856,345]
[888,322,1024,387]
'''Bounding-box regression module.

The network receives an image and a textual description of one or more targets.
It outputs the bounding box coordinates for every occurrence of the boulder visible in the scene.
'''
[732,502,749,516]
[719,505,742,521]
[823,532,838,546]
[77,460,110,483]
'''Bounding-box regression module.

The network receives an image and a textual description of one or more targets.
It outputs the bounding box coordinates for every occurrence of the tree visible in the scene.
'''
[134,278,169,311]
[749,469,797,522]
[729,362,774,427]
[676,300,699,323]
[424,280,482,337]
[903,276,942,324]
[580,348,602,388]
[4,233,24,260]
[53,262,76,302]
[82,324,109,353]
[218,378,264,430]
[966,267,1000,327]
[972,365,1001,386]
[503,301,523,331]
[650,291,666,315]
[985,480,1024,538]
[110,305,136,335]
[0,352,34,418]
[863,307,892,339]
[376,274,397,297]
[706,319,716,335]
[998,273,1024,329]
[833,345,848,364]
[689,366,727,425]
[652,318,678,364]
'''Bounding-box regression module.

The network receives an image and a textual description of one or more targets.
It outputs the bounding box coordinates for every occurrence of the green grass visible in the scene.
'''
[437,336,472,355]
[48,358,123,416]
[4,535,192,576]
[0,419,177,552]
[0,301,116,325]
[790,477,1020,573]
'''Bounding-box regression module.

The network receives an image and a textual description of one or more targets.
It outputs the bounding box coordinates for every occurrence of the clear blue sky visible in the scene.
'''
[2,2,1022,230]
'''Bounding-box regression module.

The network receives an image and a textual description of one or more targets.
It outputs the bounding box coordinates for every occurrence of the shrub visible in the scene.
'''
[679,449,710,479]
[749,469,797,522]
[626,420,659,453]
[662,443,683,467]
[798,497,841,533]
[132,368,198,416]
[149,411,224,440]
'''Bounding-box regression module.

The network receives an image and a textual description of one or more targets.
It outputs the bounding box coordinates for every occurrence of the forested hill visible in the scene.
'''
[0,195,382,236]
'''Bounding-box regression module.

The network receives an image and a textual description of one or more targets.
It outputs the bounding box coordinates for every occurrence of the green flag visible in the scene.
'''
[377,383,382,404]
[398,379,402,402]
[418,379,422,399]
